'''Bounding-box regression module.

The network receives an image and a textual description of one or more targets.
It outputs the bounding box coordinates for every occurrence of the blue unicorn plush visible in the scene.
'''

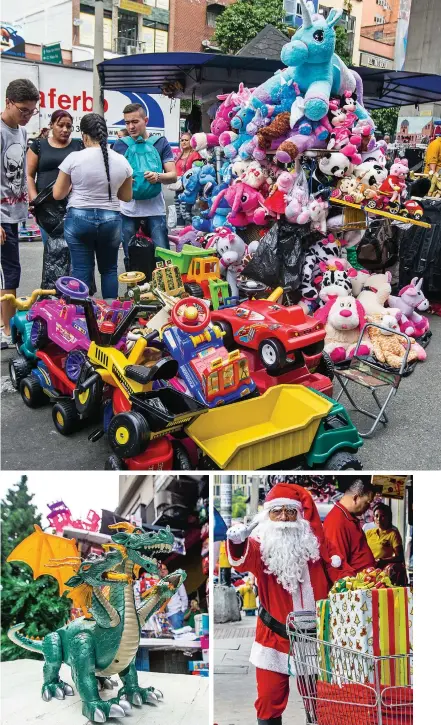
[251,0,371,125]
[178,162,206,205]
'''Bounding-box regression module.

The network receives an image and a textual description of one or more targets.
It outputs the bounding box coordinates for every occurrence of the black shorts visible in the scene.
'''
[1,222,21,290]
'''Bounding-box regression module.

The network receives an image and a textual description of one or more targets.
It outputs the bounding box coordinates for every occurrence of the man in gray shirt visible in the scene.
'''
[1,78,40,348]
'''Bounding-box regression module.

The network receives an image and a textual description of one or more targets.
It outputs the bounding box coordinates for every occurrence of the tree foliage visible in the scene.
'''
[232,491,247,518]
[214,0,286,55]
[335,25,352,67]
[371,107,400,138]
[1,476,71,661]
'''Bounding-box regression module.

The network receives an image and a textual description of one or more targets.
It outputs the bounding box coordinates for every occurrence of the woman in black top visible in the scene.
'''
[27,110,82,242]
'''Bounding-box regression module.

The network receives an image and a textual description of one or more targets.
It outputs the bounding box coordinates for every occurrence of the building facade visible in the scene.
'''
[358,0,401,70]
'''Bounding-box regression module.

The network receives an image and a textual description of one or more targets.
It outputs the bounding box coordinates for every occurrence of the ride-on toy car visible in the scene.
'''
[0,287,55,389]
[185,384,363,470]
[211,287,326,373]
[74,297,208,462]
[161,296,257,407]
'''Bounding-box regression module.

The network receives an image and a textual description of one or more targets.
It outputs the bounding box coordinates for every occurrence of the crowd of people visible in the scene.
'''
[225,478,406,724]
[0,76,186,349]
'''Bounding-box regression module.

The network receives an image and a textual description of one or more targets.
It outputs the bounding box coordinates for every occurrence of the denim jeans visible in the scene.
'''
[168,611,185,630]
[121,214,169,268]
[64,208,121,299]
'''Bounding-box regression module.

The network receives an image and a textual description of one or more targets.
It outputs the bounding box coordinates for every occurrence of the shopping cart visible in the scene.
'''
[287,611,413,725]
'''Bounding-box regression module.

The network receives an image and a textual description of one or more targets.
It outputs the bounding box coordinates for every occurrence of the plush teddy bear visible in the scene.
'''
[356,272,398,317]
[314,295,371,362]
[366,316,425,368]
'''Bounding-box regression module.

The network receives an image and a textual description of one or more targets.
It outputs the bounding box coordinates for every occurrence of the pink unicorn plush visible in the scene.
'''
[388,277,430,337]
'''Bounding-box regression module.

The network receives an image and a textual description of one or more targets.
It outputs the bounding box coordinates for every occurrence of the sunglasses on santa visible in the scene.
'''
[269,505,298,519]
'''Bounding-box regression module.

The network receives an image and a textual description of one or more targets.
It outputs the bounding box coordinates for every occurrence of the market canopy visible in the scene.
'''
[98,52,441,108]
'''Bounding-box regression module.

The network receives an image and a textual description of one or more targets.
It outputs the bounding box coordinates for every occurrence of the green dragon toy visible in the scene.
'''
[7,522,186,723]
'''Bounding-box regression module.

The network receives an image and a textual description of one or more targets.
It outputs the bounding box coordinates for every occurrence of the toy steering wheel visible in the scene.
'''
[171,296,210,333]
[55,276,89,300]
[118,271,146,285]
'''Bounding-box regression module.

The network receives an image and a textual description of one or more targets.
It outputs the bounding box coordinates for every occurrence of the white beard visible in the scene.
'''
[253,514,320,595]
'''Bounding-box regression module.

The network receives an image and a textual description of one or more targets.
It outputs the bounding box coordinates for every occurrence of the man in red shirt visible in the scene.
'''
[324,477,376,580]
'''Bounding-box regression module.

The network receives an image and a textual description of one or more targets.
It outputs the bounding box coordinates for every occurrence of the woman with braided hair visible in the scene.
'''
[53,112,132,298]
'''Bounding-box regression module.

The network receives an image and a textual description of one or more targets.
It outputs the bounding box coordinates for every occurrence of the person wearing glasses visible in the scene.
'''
[226,484,341,725]
[1,78,40,349]
[27,110,83,243]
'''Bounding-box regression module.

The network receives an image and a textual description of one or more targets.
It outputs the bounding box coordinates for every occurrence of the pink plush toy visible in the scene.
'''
[190,84,252,151]
[388,277,430,337]
[378,158,409,204]
[314,295,371,363]
[308,197,328,234]
[327,98,362,164]
[262,171,296,220]
[210,182,267,228]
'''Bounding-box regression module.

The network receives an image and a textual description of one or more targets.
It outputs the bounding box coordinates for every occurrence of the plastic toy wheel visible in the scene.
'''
[52,399,80,436]
[9,356,34,390]
[172,441,191,470]
[314,351,335,381]
[213,320,234,350]
[105,454,128,470]
[366,199,377,210]
[171,296,210,333]
[387,202,400,214]
[183,282,204,298]
[55,276,89,300]
[324,451,363,470]
[65,350,87,382]
[259,338,287,371]
[108,411,150,458]
[20,376,47,408]
[118,271,146,285]
[413,213,422,220]
[30,319,49,349]
[74,377,103,417]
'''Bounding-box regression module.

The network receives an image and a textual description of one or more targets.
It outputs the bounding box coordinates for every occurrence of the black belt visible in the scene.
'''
[258,605,289,640]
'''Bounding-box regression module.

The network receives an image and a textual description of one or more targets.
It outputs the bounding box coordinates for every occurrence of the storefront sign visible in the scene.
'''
[42,42,62,64]
[360,52,393,70]
[120,0,152,16]
[0,24,25,58]
[373,475,407,499]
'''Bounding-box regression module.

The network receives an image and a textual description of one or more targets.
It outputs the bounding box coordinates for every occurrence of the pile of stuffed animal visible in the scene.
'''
[169,0,431,370]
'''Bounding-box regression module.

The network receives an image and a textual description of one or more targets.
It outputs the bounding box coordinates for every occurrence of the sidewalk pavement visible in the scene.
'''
[1,659,208,725]
[214,614,306,725]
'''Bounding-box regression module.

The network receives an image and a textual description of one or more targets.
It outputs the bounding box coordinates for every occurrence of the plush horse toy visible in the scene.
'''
[388,277,430,337]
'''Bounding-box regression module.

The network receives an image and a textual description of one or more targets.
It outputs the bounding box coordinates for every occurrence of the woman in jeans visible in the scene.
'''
[53,113,132,298]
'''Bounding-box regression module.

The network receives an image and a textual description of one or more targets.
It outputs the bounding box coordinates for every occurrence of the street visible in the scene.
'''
[214,614,306,725]
[2,239,441,470]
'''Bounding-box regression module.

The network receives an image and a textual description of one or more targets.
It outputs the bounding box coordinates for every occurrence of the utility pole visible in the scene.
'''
[93,0,105,115]
[220,475,232,528]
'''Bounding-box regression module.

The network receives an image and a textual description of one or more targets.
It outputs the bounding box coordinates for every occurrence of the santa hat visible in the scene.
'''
[264,484,341,568]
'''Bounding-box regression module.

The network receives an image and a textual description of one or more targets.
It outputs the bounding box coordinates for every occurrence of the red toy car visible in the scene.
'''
[400,199,424,220]
[211,299,325,372]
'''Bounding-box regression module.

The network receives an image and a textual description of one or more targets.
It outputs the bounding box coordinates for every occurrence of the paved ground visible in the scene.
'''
[1,659,208,725]
[214,613,306,725]
[2,239,441,470]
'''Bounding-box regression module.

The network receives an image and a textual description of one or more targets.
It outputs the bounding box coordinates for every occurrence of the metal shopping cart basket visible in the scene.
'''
[287,611,413,725]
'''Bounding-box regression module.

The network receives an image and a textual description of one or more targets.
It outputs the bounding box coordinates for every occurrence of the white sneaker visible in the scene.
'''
[1,330,14,349]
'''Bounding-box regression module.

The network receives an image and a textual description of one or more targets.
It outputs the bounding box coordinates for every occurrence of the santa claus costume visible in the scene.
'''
[226,483,341,725]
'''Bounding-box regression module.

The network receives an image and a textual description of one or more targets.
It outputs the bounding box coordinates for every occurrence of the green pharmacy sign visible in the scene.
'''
[42,42,62,64]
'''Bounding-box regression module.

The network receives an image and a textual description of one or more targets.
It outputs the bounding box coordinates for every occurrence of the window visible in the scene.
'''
[206,4,225,28]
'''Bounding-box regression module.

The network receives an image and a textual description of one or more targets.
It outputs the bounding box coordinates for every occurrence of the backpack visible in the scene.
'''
[121,135,163,200]
[356,219,400,271]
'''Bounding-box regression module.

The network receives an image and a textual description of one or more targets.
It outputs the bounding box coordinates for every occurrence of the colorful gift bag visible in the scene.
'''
[317,587,412,687]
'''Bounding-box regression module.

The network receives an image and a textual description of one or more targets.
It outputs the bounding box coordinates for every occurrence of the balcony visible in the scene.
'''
[114,36,146,55]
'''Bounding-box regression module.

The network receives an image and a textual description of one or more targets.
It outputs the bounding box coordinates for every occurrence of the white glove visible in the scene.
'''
[226,523,250,544]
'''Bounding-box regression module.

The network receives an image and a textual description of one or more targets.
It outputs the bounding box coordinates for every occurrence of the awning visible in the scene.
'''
[98,52,441,109]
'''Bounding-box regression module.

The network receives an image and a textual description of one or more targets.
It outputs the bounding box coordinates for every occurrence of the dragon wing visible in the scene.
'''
[6,524,80,598]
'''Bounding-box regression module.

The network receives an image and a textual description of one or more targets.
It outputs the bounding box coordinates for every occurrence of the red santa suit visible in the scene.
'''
[226,484,340,723]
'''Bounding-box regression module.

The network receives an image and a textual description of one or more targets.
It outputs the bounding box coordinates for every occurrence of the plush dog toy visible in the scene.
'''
[314,294,371,362]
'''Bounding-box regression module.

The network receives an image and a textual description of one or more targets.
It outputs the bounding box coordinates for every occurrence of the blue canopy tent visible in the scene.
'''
[98,51,441,108]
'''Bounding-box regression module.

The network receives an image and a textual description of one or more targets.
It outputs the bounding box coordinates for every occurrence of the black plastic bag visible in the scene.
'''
[31,182,67,236]
[399,198,441,296]
[41,234,71,289]
[128,230,155,281]
[243,221,316,291]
